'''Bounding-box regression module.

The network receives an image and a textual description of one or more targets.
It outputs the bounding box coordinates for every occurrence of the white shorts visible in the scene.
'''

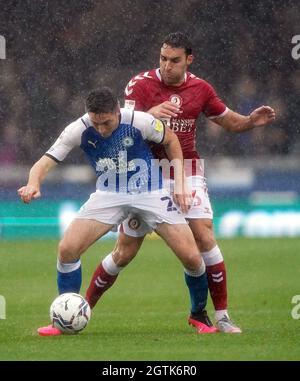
[122,176,213,237]
[76,189,187,231]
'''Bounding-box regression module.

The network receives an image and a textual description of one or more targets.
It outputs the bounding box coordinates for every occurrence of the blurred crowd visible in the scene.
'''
[0,0,299,165]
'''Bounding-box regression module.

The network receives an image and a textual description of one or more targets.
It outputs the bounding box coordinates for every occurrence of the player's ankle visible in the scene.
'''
[215,309,229,321]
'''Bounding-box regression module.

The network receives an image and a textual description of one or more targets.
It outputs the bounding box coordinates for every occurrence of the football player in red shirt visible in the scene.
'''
[86,32,275,333]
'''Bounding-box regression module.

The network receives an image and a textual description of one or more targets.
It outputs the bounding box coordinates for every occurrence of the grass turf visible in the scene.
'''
[0,238,299,360]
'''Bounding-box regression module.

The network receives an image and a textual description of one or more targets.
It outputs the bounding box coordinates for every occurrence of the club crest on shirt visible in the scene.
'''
[122,136,134,148]
[122,136,134,147]
[169,94,183,107]
[128,217,141,230]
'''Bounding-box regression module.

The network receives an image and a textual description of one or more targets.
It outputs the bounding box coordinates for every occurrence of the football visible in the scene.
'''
[50,293,91,334]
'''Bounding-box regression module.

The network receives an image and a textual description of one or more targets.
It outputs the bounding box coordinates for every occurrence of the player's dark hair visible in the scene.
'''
[85,87,119,114]
[162,32,192,56]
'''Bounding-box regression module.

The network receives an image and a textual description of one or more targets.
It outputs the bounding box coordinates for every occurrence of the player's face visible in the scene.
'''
[160,44,193,86]
[89,109,120,137]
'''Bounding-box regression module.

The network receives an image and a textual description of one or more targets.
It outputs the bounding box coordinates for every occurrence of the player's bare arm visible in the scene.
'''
[18,155,57,204]
[214,106,276,133]
[148,101,182,119]
[162,126,191,213]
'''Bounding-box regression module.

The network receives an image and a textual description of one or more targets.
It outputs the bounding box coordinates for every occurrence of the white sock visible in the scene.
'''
[202,246,229,320]
[215,309,229,321]
[202,245,224,266]
[57,259,81,273]
[102,253,122,276]
[184,259,206,277]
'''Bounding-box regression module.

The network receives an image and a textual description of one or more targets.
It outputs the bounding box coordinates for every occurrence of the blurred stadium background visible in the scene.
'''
[0,0,300,239]
[0,0,300,361]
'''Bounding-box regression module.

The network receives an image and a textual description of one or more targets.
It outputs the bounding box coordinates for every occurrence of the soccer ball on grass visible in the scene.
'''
[50,293,91,334]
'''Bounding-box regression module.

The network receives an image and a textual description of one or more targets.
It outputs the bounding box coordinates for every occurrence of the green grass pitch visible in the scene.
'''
[0,238,299,360]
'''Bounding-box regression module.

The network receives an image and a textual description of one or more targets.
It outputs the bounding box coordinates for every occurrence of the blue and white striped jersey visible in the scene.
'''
[46,108,165,193]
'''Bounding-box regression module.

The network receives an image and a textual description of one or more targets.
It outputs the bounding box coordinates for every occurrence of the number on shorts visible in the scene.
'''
[160,196,177,212]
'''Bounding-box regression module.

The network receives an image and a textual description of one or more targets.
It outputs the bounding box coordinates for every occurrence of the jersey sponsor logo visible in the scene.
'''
[95,152,136,174]
[88,140,98,148]
[169,94,183,107]
[170,118,195,133]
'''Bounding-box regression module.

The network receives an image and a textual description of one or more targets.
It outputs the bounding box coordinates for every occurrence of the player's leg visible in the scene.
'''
[60,190,129,297]
[155,222,217,333]
[38,218,113,336]
[86,231,145,308]
[85,213,150,308]
[187,218,241,333]
[183,173,241,333]
[38,191,127,336]
[187,218,227,313]
[57,218,114,294]
[132,190,217,333]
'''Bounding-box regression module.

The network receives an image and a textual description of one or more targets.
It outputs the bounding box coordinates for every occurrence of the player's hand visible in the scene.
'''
[17,185,41,204]
[148,101,183,119]
[173,191,193,214]
[250,106,276,127]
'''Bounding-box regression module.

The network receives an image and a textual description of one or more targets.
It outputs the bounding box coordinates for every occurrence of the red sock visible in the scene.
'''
[85,263,118,309]
[206,261,227,311]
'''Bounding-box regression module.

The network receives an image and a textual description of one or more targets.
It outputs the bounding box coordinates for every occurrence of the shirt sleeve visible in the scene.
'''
[202,81,228,119]
[45,118,85,162]
[132,111,165,143]
[124,76,148,111]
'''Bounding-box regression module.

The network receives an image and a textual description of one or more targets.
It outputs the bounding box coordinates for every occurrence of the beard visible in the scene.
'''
[161,71,184,86]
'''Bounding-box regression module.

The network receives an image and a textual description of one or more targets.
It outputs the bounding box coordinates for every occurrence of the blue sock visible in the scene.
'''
[57,260,82,294]
[184,271,208,315]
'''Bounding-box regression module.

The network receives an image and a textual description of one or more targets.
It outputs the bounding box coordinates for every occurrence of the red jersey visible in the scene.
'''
[124,68,227,162]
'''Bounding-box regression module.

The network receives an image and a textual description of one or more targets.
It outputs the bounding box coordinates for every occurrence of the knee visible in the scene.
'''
[194,230,216,252]
[112,241,139,267]
[58,240,80,263]
[182,253,203,273]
